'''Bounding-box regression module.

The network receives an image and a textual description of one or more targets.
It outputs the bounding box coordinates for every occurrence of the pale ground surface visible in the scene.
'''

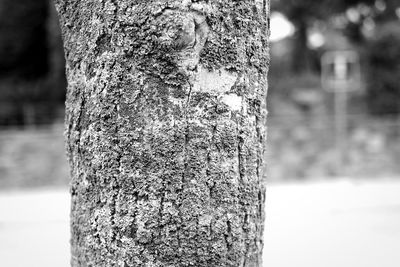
[0,179,399,267]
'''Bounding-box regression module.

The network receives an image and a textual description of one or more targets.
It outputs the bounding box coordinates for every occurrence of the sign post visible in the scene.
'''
[321,50,361,176]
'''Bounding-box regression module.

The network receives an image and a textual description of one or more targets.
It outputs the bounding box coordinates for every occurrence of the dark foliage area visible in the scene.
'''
[367,22,400,116]
[0,0,48,78]
[0,0,66,126]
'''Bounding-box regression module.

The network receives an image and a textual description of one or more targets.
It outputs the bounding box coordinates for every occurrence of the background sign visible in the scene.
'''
[321,50,361,92]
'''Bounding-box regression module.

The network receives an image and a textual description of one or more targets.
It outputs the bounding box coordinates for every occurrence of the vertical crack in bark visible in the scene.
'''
[255,112,261,183]
[181,75,194,187]
[206,123,217,198]
[237,112,251,266]
[70,92,87,197]
[110,103,121,244]
[262,0,268,18]
[242,213,250,267]
[110,184,119,243]
[109,57,123,246]
[224,219,232,250]
[263,0,271,38]
[185,79,193,107]
[255,110,264,226]
[158,189,165,229]
[237,120,244,183]
[76,93,86,156]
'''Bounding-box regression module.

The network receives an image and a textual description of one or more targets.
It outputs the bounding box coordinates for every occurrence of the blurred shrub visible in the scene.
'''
[270,72,321,95]
[267,114,400,180]
[366,22,400,116]
[268,71,323,117]
[0,125,69,189]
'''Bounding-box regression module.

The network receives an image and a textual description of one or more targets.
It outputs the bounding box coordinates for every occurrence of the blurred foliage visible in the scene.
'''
[271,0,400,116]
[267,1,400,179]
[267,116,400,180]
[367,22,400,116]
[270,0,375,23]
[271,0,396,72]
[0,125,68,188]
[0,0,66,126]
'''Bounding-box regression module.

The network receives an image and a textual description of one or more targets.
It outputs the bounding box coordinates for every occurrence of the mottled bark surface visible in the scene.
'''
[55,0,269,266]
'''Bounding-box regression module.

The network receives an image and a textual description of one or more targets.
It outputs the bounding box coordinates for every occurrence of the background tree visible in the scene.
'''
[55,0,269,266]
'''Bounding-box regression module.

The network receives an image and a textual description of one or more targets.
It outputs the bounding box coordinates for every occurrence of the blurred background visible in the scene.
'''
[0,0,399,266]
[267,0,400,181]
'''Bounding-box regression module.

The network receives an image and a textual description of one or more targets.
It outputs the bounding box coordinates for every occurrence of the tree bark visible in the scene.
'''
[55,0,269,266]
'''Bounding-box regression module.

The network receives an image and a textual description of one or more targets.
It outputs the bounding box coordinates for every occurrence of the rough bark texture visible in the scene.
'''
[55,0,269,266]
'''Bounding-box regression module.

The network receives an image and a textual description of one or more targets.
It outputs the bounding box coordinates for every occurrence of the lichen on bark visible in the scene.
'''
[55,0,269,266]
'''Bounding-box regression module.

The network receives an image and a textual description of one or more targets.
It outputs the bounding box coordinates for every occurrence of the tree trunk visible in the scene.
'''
[55,1,269,266]
[291,19,312,74]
